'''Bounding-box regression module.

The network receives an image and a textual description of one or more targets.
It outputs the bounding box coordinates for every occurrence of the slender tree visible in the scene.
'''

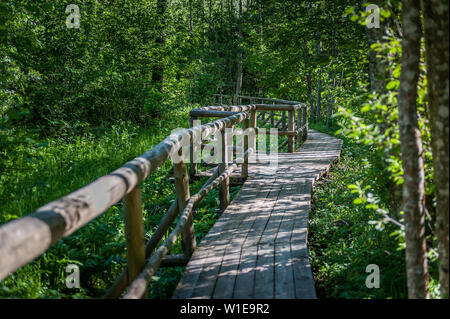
[398,0,429,299]
[152,0,167,94]
[421,0,449,298]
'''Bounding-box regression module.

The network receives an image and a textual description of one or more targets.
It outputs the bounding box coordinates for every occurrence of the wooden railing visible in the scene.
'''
[213,94,308,150]
[0,95,308,299]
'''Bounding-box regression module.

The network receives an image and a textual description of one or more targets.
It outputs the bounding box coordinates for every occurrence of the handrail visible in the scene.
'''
[0,95,308,299]
[213,94,304,106]
[0,111,251,281]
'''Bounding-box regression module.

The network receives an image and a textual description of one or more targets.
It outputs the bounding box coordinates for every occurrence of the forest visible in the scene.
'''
[0,0,448,300]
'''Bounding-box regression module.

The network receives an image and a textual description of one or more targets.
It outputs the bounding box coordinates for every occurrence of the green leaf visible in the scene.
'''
[353,198,366,204]
[386,81,398,90]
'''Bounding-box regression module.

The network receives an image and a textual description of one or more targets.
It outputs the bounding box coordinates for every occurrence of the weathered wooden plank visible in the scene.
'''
[275,243,296,299]
[233,245,258,299]
[212,245,241,299]
[291,241,316,299]
[254,243,275,299]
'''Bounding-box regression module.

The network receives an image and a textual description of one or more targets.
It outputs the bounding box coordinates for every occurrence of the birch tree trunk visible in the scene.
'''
[365,0,389,94]
[235,0,243,102]
[307,73,314,120]
[326,71,335,129]
[152,0,167,94]
[315,68,322,121]
[422,0,449,298]
[398,0,429,299]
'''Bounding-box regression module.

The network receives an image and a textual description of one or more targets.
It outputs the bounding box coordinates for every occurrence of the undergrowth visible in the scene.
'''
[308,121,440,299]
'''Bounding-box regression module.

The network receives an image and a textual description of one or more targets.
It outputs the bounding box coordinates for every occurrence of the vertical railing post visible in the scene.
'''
[302,105,308,142]
[219,128,230,211]
[282,110,287,130]
[288,110,295,153]
[242,118,250,178]
[174,149,196,257]
[270,110,274,127]
[250,107,257,154]
[189,117,198,179]
[219,94,223,105]
[124,187,146,293]
[297,107,303,149]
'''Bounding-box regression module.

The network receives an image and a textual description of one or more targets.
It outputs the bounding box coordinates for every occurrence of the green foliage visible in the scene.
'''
[0,0,442,299]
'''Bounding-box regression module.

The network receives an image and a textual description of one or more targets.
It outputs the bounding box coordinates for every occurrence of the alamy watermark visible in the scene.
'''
[66,4,80,29]
[168,120,279,169]
[365,4,380,29]
[365,264,380,288]
[65,264,80,289]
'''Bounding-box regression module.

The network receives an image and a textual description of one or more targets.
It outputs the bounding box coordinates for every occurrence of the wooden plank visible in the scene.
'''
[233,245,258,299]
[254,243,275,299]
[172,247,211,299]
[212,245,241,299]
[275,242,296,299]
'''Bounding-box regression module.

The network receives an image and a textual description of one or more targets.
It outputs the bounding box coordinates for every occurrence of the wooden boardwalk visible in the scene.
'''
[172,130,342,299]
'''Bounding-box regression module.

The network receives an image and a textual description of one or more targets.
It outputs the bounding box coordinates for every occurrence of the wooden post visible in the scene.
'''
[124,187,146,290]
[219,128,230,211]
[297,108,303,149]
[189,117,198,179]
[174,150,196,257]
[302,106,308,142]
[250,108,257,153]
[242,118,250,178]
[288,110,295,153]
[282,111,287,130]
[219,94,223,105]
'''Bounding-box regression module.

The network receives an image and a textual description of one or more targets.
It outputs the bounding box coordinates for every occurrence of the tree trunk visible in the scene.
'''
[398,0,430,299]
[235,0,243,102]
[315,37,322,122]
[422,0,449,298]
[307,73,314,120]
[189,0,193,32]
[365,0,389,94]
[315,68,322,121]
[326,71,335,129]
[152,0,167,94]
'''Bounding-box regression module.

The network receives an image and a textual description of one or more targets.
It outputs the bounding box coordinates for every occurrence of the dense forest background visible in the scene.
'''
[0,0,448,299]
